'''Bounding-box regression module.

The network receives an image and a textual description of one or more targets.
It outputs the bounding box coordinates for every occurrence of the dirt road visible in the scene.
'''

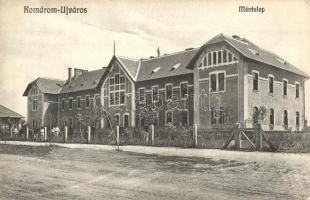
[0,144,309,200]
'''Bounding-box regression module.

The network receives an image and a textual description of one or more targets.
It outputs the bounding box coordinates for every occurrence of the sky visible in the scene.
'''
[0,0,309,120]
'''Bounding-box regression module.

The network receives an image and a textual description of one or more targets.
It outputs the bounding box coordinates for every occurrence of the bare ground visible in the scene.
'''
[0,144,310,200]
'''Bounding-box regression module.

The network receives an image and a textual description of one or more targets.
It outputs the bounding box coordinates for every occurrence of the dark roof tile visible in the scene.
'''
[0,105,24,118]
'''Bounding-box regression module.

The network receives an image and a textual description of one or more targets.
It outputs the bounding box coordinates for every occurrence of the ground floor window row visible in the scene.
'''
[60,95,101,111]
[253,107,301,130]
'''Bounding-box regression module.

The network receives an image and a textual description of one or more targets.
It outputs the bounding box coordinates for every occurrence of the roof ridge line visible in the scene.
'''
[39,77,65,81]
[116,55,140,61]
[0,105,24,118]
[141,47,200,61]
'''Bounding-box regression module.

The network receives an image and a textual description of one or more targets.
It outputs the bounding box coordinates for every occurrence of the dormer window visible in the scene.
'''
[277,58,286,65]
[171,63,181,70]
[248,48,259,55]
[152,67,160,73]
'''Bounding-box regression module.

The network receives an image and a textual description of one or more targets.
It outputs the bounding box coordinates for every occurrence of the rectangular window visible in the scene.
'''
[61,99,65,110]
[120,91,125,104]
[166,84,173,101]
[166,111,173,124]
[213,52,217,65]
[270,109,274,126]
[115,74,120,84]
[120,76,125,84]
[208,52,212,66]
[123,114,129,128]
[110,78,114,85]
[283,80,287,96]
[228,52,232,62]
[210,72,225,92]
[218,73,225,91]
[86,96,90,108]
[32,99,38,111]
[296,112,300,128]
[253,72,259,91]
[32,87,38,95]
[69,119,73,128]
[284,110,288,128]
[211,74,217,92]
[269,76,274,94]
[114,114,120,126]
[77,97,81,109]
[211,108,216,124]
[180,82,188,99]
[202,56,207,67]
[219,107,225,124]
[69,98,73,109]
[218,51,222,64]
[32,119,36,129]
[152,86,159,103]
[296,83,299,98]
[139,88,145,102]
[115,92,120,104]
[223,50,227,63]
[181,110,188,126]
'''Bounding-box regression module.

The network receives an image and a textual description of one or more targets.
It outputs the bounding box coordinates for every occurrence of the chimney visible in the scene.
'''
[68,67,72,82]
[157,47,160,57]
[74,68,83,78]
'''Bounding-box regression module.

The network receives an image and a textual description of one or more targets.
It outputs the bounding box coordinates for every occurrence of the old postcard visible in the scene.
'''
[0,0,310,199]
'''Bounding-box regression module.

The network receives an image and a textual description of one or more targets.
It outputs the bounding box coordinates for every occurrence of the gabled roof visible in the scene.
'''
[204,33,309,78]
[23,77,64,96]
[0,105,24,118]
[137,48,199,81]
[114,48,199,82]
[60,68,106,93]
[116,56,140,80]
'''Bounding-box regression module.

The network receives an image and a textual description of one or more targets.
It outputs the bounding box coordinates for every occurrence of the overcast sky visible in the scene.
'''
[0,0,309,121]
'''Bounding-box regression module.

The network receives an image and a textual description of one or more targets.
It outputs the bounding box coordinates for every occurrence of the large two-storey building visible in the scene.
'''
[192,34,308,131]
[24,34,309,131]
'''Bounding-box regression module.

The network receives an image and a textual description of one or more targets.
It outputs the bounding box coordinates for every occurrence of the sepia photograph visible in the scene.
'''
[0,0,310,199]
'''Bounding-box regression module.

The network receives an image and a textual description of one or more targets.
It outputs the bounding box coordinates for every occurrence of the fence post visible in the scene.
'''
[116,125,120,146]
[44,127,47,141]
[151,124,154,145]
[256,125,263,151]
[26,126,29,140]
[235,123,241,150]
[64,126,68,143]
[87,126,91,143]
[194,124,198,147]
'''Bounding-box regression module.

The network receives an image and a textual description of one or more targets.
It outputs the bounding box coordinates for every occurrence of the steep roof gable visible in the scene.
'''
[203,33,309,78]
[60,68,106,93]
[23,77,64,96]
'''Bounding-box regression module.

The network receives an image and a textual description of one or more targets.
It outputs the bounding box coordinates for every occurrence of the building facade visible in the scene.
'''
[23,78,63,130]
[24,34,309,131]
[193,34,308,131]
